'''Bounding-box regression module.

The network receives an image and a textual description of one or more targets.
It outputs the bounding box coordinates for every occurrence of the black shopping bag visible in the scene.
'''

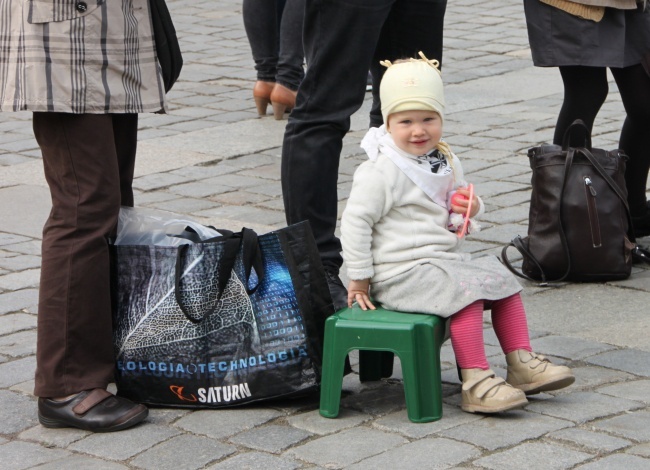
[111,221,333,407]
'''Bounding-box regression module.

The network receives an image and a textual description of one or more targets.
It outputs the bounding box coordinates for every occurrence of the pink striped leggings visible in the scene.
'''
[450,293,531,370]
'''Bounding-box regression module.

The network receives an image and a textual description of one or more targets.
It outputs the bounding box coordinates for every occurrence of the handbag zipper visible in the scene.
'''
[584,176,601,248]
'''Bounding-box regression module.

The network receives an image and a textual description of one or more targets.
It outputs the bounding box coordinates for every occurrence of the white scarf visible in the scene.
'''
[360,125,456,209]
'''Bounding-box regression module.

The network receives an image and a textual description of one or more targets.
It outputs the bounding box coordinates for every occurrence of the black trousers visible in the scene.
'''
[33,112,138,397]
[281,0,447,270]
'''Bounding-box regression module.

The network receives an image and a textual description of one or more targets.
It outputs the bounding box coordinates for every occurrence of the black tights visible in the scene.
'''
[554,65,650,216]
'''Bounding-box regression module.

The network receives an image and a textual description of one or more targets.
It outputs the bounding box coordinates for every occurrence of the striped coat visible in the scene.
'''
[0,0,167,113]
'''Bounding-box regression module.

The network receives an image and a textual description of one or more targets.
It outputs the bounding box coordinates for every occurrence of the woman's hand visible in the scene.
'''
[347,279,376,310]
[450,187,479,218]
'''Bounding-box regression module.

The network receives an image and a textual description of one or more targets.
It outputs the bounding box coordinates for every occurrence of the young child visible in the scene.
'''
[340,53,574,414]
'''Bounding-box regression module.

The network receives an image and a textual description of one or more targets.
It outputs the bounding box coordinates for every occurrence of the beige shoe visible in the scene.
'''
[460,368,528,413]
[506,350,575,395]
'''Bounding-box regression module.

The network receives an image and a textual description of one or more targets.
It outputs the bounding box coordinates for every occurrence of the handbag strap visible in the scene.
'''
[500,235,550,284]
[174,228,265,324]
[561,119,592,151]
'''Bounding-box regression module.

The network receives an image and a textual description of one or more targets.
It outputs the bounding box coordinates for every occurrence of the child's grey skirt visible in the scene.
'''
[524,0,650,68]
[370,255,523,318]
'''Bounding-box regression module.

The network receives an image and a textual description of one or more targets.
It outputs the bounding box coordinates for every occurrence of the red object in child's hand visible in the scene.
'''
[451,192,468,206]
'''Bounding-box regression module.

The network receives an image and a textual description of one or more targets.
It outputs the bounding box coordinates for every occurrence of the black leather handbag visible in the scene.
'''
[149,0,183,92]
[501,120,646,283]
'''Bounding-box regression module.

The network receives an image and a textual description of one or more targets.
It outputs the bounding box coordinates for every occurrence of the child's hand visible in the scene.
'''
[347,279,376,311]
[450,187,479,218]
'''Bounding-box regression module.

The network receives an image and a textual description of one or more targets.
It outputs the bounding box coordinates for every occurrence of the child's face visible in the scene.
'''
[387,110,442,155]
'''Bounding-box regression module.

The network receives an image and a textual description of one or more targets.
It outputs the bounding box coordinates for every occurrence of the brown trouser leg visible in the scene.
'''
[33,112,138,397]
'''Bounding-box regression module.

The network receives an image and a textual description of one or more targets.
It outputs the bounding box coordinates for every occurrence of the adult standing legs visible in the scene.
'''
[282,0,395,278]
[611,64,650,235]
[33,113,138,398]
[552,66,608,147]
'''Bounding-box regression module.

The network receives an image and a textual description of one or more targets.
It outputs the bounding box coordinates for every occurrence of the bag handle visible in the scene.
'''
[174,228,265,324]
[501,235,549,285]
[561,119,592,151]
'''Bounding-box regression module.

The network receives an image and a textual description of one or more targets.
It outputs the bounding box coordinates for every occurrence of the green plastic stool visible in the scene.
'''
[319,305,447,423]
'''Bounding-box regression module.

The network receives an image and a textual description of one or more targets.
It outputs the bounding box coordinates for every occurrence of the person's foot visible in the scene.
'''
[460,368,528,413]
[506,350,575,395]
[324,267,348,312]
[38,388,148,432]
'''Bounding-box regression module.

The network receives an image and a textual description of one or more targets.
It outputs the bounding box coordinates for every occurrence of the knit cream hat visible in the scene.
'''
[380,51,445,126]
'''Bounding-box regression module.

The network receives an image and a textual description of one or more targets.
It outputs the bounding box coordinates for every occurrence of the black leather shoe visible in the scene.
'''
[324,268,348,312]
[38,389,148,432]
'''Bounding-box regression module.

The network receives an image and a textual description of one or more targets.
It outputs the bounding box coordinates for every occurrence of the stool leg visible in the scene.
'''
[399,325,445,423]
[319,320,348,419]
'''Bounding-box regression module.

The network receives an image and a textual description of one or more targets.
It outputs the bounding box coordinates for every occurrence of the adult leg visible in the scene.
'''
[242,0,279,82]
[369,0,447,127]
[276,0,305,91]
[611,64,650,221]
[553,66,608,146]
[33,112,137,398]
[282,0,394,272]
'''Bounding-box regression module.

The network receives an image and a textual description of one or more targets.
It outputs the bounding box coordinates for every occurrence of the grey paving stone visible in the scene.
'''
[145,408,192,426]
[2,240,42,256]
[147,197,218,214]
[349,436,480,469]
[19,423,90,449]
[206,451,301,470]
[372,404,483,439]
[626,443,650,458]
[530,335,616,361]
[439,410,571,451]
[133,173,189,191]
[0,313,36,336]
[130,434,236,470]
[0,390,38,434]
[174,408,282,439]
[340,382,409,417]
[167,181,233,198]
[209,190,272,206]
[569,366,635,394]
[592,410,650,441]
[549,428,631,454]
[0,268,40,290]
[284,427,408,468]
[0,441,70,470]
[29,455,129,469]
[228,424,311,453]
[0,288,39,315]
[474,441,593,470]
[597,380,650,404]
[0,233,31,246]
[0,254,41,271]
[525,391,643,424]
[286,409,370,436]
[586,349,650,378]
[0,330,37,357]
[67,424,180,461]
[574,454,650,469]
[193,204,286,227]
[0,356,36,387]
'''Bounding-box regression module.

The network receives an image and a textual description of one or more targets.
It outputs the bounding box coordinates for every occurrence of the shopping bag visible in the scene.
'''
[111,220,333,407]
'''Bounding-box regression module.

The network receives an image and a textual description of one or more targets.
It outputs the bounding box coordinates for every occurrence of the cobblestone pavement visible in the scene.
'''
[1,1,650,469]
